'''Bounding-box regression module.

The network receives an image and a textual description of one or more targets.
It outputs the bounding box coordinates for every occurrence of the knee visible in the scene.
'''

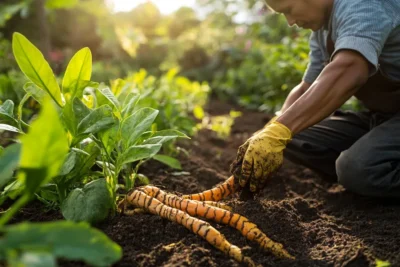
[336,150,365,193]
[336,150,396,197]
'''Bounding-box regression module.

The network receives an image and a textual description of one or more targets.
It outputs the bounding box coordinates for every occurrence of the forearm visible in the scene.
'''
[280,81,311,114]
[277,53,369,135]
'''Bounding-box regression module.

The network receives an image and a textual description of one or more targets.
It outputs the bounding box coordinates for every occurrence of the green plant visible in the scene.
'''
[212,33,310,112]
[107,68,210,154]
[0,97,122,266]
[0,32,188,224]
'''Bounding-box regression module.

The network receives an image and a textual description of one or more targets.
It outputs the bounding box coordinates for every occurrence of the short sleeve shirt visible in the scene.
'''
[303,0,400,84]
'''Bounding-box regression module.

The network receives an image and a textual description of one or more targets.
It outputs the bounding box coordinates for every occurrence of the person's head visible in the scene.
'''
[263,0,333,31]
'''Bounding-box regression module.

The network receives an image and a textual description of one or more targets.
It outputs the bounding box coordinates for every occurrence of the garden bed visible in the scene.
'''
[13,99,400,267]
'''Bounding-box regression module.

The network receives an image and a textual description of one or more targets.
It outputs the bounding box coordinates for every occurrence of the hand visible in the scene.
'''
[230,120,292,193]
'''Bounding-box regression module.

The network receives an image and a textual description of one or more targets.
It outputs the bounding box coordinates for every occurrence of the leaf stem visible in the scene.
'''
[17,93,30,132]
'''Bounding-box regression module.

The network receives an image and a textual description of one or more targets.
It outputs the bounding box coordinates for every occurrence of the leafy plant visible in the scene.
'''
[0,97,122,266]
[0,221,121,267]
[212,32,310,112]
[0,32,189,224]
[0,97,68,225]
[110,68,210,138]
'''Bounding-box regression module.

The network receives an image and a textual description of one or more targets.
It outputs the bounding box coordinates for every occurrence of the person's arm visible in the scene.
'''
[279,81,311,114]
[277,50,369,135]
[277,31,322,116]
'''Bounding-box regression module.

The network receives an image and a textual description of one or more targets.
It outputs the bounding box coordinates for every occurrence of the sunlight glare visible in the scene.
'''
[108,0,196,14]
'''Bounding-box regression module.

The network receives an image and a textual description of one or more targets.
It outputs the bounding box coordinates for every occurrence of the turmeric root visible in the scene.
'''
[119,182,294,266]
[122,188,256,266]
[182,175,237,201]
[203,201,232,211]
[138,185,294,260]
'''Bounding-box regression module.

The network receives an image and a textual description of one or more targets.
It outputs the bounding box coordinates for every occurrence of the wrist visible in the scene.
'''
[261,121,293,144]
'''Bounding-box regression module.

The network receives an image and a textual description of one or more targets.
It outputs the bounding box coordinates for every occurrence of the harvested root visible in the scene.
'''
[121,189,256,266]
[182,175,238,201]
[119,178,295,266]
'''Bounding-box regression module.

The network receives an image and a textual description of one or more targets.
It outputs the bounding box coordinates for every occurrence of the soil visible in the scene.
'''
[9,98,400,267]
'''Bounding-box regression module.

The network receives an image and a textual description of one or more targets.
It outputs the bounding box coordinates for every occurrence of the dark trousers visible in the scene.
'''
[284,110,400,197]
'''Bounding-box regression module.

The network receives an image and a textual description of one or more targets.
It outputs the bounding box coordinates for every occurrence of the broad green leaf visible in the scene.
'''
[73,142,100,178]
[99,124,119,155]
[23,82,47,105]
[121,92,140,118]
[97,86,120,111]
[0,124,22,133]
[121,108,159,147]
[153,155,182,170]
[142,129,189,145]
[61,100,76,135]
[77,105,116,136]
[10,251,56,267]
[62,97,91,135]
[0,143,21,189]
[58,151,77,176]
[0,221,122,267]
[45,0,79,9]
[118,144,162,166]
[62,47,92,95]
[73,97,91,123]
[62,179,112,224]
[64,141,99,181]
[0,100,14,121]
[12,33,63,107]
[17,98,69,194]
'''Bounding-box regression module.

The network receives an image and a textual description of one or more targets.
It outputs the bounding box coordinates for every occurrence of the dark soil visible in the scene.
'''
[10,99,400,267]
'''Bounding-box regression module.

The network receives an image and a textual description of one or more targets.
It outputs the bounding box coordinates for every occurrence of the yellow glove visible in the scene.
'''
[230,120,292,193]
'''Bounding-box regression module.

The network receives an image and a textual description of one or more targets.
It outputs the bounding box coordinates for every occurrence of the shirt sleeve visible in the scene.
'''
[331,1,393,76]
[303,31,325,84]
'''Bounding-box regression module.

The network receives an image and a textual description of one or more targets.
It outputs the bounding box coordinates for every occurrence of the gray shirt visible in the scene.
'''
[303,0,400,84]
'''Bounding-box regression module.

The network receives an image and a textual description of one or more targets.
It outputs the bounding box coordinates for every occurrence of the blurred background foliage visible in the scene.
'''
[0,0,361,114]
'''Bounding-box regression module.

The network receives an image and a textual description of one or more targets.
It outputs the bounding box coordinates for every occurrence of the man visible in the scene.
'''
[231,0,400,197]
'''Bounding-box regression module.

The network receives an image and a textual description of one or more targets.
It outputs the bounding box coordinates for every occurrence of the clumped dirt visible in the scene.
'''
[10,99,400,267]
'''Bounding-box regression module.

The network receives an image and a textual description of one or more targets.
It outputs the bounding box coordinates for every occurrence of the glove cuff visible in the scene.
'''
[261,120,293,145]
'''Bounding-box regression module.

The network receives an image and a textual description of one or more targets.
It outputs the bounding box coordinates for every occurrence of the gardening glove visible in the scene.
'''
[230,120,292,193]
